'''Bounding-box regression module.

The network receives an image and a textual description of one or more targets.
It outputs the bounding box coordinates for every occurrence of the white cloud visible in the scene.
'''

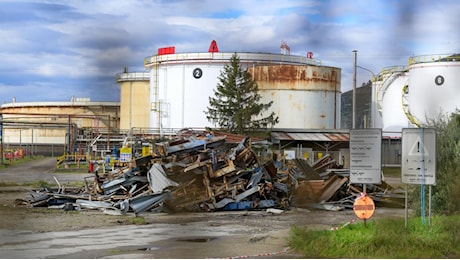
[0,0,458,102]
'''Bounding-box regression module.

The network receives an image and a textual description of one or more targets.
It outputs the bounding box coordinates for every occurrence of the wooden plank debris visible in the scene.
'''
[17,130,404,214]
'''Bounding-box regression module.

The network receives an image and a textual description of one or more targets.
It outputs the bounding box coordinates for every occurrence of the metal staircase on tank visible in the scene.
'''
[375,66,407,117]
[401,85,421,127]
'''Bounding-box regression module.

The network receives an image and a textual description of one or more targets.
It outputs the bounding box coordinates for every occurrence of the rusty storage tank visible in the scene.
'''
[248,64,341,129]
[144,43,335,130]
[116,71,150,130]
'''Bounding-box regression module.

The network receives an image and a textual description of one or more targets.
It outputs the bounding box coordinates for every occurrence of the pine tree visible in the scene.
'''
[205,53,279,134]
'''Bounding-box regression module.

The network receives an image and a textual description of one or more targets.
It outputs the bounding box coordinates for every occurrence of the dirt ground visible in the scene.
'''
[0,158,407,259]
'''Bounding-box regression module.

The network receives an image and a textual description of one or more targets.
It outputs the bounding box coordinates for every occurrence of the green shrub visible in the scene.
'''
[410,112,460,215]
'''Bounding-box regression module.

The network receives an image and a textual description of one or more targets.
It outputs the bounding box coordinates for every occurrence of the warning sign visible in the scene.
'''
[401,128,436,185]
[353,195,375,220]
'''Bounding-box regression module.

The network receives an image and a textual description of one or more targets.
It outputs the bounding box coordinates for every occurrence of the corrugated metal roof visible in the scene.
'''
[272,132,349,142]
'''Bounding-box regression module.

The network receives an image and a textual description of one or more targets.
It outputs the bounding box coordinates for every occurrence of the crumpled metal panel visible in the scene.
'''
[129,192,171,215]
[246,170,263,189]
[76,199,113,210]
[147,163,179,194]
[100,173,148,195]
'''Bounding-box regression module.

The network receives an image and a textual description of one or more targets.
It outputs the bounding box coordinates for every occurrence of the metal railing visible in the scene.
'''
[56,153,89,168]
[144,52,322,67]
[408,53,459,65]
[115,72,150,82]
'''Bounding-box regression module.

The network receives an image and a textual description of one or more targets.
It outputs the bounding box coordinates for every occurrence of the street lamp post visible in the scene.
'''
[352,50,357,129]
[357,65,376,81]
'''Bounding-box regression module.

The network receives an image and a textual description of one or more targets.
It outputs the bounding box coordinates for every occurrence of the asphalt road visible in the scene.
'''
[0,157,93,184]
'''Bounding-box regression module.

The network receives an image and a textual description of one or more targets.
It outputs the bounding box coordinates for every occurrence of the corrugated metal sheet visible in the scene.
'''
[272,132,349,142]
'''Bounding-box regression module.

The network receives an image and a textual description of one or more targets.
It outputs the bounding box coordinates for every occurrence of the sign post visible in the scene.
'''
[349,129,381,226]
[401,128,436,227]
[349,129,382,185]
[353,194,375,227]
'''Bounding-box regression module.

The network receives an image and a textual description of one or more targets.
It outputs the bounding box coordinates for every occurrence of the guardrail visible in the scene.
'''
[144,52,322,67]
[408,53,459,65]
[56,153,89,168]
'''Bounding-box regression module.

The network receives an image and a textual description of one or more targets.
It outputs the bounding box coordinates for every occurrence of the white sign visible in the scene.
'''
[349,129,382,184]
[284,150,296,160]
[401,128,436,185]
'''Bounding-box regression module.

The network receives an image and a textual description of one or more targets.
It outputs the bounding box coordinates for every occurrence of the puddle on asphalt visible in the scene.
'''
[176,237,216,242]
[138,246,160,251]
[137,236,217,251]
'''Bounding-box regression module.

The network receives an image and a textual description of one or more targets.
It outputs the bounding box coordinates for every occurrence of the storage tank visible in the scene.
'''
[372,66,411,133]
[144,48,332,130]
[405,54,460,126]
[248,64,341,129]
[116,71,150,130]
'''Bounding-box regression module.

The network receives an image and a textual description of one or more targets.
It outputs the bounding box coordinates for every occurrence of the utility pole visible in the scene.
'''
[352,50,357,129]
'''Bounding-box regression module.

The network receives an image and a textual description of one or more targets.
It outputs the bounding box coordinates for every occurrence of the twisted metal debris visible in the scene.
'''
[18,131,403,215]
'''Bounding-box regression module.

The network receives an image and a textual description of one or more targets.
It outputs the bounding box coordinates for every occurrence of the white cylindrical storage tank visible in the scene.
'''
[144,51,326,130]
[249,64,341,129]
[407,54,460,125]
[372,66,410,133]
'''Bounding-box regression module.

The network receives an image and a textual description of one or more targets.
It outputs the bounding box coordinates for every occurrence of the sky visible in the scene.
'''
[0,0,459,103]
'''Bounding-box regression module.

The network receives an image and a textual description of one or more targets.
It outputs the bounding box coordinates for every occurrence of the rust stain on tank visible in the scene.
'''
[249,64,340,92]
[288,93,302,111]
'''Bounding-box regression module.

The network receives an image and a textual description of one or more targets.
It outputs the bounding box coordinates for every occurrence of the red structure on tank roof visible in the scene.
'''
[209,40,219,52]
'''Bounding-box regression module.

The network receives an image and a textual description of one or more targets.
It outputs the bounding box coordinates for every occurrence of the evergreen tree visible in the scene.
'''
[205,53,279,134]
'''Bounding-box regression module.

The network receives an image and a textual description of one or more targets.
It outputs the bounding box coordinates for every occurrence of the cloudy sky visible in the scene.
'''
[0,0,458,103]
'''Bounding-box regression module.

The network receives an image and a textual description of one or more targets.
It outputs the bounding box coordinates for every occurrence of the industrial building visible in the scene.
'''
[0,98,119,157]
[1,38,458,168]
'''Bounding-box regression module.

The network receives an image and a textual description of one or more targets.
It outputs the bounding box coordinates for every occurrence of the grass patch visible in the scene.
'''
[0,156,44,169]
[131,216,146,225]
[0,181,21,187]
[289,215,460,258]
[25,180,53,188]
[382,166,401,177]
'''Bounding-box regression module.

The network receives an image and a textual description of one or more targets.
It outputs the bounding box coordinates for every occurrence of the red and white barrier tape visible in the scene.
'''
[330,219,358,231]
[211,247,290,259]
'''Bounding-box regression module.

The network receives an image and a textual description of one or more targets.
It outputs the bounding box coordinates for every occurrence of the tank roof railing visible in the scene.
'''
[408,53,460,65]
[144,52,323,68]
[115,72,150,82]
[380,65,407,74]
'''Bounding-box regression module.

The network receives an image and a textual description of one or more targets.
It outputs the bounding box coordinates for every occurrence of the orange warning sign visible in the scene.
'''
[353,195,375,220]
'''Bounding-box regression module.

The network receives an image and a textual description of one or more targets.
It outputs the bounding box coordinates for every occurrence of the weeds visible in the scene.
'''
[131,216,146,225]
[289,215,460,258]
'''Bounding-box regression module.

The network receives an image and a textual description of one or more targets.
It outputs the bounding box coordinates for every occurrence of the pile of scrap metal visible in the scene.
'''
[18,131,403,215]
[19,133,293,215]
[289,156,404,211]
